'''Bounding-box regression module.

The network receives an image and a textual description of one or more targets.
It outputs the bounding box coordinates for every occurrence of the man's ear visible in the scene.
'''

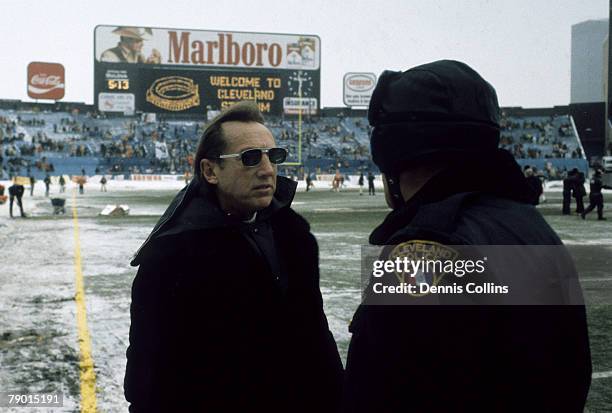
[201,159,219,185]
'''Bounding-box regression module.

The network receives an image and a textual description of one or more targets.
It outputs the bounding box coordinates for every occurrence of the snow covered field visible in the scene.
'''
[0,178,610,412]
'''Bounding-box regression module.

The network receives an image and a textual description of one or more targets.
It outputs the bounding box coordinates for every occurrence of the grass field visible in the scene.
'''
[0,186,610,411]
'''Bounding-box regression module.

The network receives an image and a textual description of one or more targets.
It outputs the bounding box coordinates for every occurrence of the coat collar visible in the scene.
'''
[131,175,297,266]
[369,149,531,245]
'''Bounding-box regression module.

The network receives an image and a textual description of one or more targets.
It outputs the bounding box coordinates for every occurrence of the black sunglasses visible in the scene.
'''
[217,147,287,167]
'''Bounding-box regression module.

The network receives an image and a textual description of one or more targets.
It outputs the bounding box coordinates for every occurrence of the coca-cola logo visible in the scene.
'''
[31,74,62,87]
[27,62,65,99]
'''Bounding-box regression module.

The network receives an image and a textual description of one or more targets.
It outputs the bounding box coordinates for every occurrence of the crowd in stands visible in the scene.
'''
[0,106,586,180]
[498,114,583,160]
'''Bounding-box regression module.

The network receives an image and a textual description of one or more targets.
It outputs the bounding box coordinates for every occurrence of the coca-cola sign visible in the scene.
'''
[27,62,65,100]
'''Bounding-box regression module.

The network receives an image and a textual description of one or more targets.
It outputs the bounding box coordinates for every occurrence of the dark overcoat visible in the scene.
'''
[125,176,343,412]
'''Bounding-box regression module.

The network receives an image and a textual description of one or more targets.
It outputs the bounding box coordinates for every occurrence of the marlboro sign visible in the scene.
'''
[27,62,65,100]
[94,25,321,115]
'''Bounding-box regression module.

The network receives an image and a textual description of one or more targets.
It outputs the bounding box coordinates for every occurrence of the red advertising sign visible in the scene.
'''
[27,62,65,100]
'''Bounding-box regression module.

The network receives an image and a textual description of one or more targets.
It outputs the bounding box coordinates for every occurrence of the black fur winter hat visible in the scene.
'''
[369,60,501,174]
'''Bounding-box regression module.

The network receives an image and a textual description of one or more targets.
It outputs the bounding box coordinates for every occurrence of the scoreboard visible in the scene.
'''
[94,25,320,116]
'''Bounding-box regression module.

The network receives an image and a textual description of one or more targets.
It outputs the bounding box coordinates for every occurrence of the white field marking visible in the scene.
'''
[563,240,612,245]
[313,207,389,212]
[592,371,612,379]
[580,278,612,282]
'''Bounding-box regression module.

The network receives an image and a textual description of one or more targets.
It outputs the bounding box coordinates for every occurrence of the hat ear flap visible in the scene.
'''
[368,70,400,127]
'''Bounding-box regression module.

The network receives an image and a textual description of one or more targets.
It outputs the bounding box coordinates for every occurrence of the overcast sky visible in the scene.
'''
[1,0,607,108]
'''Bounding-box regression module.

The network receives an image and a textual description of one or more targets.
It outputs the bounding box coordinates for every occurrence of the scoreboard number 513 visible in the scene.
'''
[107,79,129,90]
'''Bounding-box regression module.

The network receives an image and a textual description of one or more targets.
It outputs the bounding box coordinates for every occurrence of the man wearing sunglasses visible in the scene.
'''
[125,101,343,412]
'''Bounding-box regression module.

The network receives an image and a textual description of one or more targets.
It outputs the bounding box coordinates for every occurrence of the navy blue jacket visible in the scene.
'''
[343,151,591,413]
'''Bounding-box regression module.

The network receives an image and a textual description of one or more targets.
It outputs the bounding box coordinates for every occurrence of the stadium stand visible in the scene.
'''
[0,102,588,181]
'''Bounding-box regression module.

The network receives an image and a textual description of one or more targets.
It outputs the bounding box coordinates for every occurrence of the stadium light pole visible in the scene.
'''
[298,75,303,165]
[608,0,612,153]
[284,70,304,167]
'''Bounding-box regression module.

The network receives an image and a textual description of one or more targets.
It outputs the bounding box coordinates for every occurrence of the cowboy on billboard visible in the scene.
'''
[100,27,161,64]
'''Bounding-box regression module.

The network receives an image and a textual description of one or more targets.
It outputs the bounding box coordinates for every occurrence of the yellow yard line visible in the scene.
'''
[72,189,98,412]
